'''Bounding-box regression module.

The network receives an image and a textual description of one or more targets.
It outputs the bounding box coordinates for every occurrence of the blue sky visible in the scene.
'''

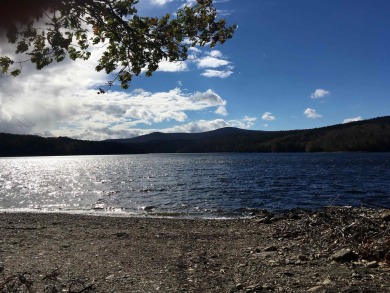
[0,0,389,140]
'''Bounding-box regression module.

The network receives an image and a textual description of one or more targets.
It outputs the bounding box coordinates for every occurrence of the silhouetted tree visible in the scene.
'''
[0,0,236,89]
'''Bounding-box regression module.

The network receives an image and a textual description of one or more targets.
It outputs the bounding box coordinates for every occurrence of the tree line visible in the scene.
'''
[1,116,390,156]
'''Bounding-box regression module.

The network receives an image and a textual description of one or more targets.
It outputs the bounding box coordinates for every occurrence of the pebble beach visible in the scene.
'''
[1,207,389,292]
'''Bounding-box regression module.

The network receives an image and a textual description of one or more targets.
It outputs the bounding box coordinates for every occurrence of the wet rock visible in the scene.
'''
[143,206,155,211]
[331,248,357,262]
[257,217,272,224]
[288,212,301,220]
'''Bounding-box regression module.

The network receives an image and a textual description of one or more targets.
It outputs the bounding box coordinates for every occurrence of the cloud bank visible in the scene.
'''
[343,116,363,124]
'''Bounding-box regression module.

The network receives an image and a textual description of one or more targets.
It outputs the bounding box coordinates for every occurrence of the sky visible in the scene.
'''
[0,0,389,140]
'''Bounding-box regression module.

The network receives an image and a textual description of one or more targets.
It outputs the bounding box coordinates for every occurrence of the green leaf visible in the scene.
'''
[10,69,22,77]
[1,0,236,89]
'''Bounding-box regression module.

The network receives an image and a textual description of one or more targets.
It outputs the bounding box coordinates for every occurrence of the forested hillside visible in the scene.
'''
[0,134,143,157]
[1,116,389,156]
[111,116,390,153]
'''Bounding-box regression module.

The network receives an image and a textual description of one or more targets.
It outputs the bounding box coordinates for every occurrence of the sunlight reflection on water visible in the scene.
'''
[0,153,389,217]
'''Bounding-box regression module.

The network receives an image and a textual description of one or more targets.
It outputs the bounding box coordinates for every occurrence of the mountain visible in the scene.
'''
[107,127,255,144]
[107,116,390,153]
[1,116,390,156]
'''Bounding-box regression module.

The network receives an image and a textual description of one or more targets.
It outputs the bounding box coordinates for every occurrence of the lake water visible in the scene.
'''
[0,153,389,218]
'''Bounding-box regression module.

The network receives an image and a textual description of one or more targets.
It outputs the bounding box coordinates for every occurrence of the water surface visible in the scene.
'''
[0,153,389,217]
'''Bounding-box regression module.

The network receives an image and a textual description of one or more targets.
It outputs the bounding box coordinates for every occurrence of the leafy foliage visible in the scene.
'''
[0,0,236,89]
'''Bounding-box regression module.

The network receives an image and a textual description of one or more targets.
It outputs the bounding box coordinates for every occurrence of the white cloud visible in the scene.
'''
[216,9,233,16]
[0,29,235,140]
[179,0,197,8]
[195,50,233,78]
[207,50,224,58]
[197,56,230,68]
[0,41,107,136]
[157,60,188,72]
[304,108,322,119]
[188,47,202,54]
[311,89,330,99]
[151,0,173,5]
[167,116,256,132]
[0,54,229,139]
[215,106,228,116]
[93,116,255,139]
[201,68,233,78]
[343,116,363,124]
[166,119,230,133]
[262,112,276,121]
[227,116,257,129]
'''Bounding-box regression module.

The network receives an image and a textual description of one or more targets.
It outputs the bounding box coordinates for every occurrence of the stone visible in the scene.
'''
[351,272,362,279]
[298,255,309,261]
[331,248,357,262]
[105,274,115,281]
[257,217,272,224]
[288,213,301,220]
[307,285,323,292]
[245,284,262,292]
[366,261,379,268]
[264,245,278,252]
[235,283,244,290]
[322,279,332,285]
[282,271,294,277]
[381,210,390,221]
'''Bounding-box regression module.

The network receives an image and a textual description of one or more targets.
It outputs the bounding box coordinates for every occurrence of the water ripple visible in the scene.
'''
[0,153,390,217]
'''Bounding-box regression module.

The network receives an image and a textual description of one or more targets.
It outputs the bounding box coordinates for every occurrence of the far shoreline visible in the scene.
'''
[1,203,389,220]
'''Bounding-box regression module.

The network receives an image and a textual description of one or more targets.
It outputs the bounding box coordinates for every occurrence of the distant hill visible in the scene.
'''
[107,127,255,144]
[0,134,144,157]
[1,116,390,156]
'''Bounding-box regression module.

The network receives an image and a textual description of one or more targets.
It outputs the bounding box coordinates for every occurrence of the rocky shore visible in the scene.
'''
[1,207,389,292]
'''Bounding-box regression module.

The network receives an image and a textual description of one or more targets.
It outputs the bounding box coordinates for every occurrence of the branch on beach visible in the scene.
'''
[0,268,95,293]
[0,272,34,292]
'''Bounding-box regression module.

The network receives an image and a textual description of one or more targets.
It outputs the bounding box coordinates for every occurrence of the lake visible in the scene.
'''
[0,153,389,217]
